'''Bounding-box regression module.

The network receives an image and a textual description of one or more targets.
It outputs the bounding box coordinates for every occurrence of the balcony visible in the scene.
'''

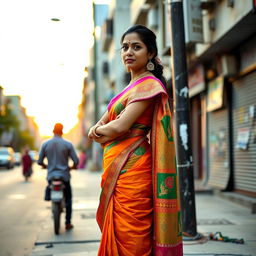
[131,0,150,25]
[102,19,113,52]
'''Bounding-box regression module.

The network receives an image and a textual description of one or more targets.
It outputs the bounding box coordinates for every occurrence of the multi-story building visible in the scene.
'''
[6,96,27,131]
[27,116,41,149]
[194,0,256,199]
[101,0,131,93]
[86,2,110,171]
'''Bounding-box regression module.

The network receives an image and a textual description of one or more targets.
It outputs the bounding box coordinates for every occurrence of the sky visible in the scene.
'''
[0,0,94,136]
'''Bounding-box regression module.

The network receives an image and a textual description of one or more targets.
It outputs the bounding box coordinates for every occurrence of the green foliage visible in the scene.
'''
[13,129,35,152]
[0,104,19,136]
[0,102,35,151]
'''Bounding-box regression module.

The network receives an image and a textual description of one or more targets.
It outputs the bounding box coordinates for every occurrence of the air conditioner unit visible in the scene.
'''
[220,55,237,77]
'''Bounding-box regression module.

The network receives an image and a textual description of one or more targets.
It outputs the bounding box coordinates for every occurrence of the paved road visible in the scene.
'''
[0,164,49,256]
[3,165,255,256]
[0,164,102,256]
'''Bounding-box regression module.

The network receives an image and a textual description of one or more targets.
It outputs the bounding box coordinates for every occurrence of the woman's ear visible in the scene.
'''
[148,52,155,60]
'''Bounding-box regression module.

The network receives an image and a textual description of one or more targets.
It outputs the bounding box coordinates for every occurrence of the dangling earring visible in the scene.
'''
[146,59,154,71]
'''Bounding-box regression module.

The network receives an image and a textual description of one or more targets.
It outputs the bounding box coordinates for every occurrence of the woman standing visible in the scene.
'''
[89,25,182,256]
[22,149,33,181]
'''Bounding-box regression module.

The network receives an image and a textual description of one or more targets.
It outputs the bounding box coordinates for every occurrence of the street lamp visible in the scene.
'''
[51,18,61,22]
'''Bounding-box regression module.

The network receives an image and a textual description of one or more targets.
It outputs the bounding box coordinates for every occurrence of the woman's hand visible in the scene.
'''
[88,125,101,140]
[88,126,94,139]
[88,124,118,146]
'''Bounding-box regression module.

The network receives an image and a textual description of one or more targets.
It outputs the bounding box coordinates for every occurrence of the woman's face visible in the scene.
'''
[121,32,152,74]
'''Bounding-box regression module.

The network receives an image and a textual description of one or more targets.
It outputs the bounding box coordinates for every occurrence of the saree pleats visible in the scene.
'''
[98,142,153,256]
[98,198,119,256]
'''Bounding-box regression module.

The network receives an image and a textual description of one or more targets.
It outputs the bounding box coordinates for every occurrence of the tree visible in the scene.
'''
[0,103,19,137]
[0,101,36,151]
[12,129,35,152]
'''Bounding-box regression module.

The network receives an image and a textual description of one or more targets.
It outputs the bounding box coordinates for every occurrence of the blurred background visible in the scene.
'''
[0,0,256,256]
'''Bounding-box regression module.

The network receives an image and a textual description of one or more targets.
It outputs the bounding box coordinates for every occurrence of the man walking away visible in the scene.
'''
[38,123,79,230]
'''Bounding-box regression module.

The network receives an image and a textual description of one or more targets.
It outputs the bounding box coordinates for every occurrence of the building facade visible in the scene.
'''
[187,0,256,197]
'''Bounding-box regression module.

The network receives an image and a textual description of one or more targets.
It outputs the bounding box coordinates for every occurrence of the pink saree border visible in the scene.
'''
[155,243,183,256]
[107,76,165,111]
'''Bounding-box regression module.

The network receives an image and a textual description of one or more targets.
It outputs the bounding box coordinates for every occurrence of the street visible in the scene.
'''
[0,164,102,256]
[0,164,48,256]
[1,164,256,256]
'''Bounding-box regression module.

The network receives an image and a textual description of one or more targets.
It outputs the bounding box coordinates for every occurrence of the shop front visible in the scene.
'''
[206,76,231,190]
[188,64,206,181]
[231,36,256,197]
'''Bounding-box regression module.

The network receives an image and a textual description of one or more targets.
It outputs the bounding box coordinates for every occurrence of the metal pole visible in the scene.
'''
[169,0,199,238]
[92,2,100,172]
[93,2,99,123]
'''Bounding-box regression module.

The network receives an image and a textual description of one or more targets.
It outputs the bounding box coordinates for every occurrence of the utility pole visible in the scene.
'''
[169,0,200,239]
[93,2,99,123]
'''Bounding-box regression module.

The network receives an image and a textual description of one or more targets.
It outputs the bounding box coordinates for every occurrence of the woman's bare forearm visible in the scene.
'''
[96,119,128,139]
[88,111,110,140]
[96,99,153,139]
[91,99,154,143]
[96,111,109,125]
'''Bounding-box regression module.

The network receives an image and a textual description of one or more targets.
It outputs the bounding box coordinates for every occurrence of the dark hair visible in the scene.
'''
[121,25,166,87]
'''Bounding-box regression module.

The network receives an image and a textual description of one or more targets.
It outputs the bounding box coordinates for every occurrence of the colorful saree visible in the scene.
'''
[97,76,183,256]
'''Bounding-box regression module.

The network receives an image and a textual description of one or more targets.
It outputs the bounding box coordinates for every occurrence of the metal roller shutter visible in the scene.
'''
[207,109,230,189]
[232,71,256,196]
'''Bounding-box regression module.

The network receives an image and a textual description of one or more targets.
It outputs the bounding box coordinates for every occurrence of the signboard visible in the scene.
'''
[240,36,256,73]
[236,128,250,150]
[207,76,224,112]
[188,64,205,97]
[183,0,204,44]
[210,129,227,159]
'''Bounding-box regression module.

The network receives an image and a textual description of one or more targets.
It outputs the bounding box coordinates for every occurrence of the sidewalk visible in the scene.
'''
[30,169,256,256]
[183,194,256,256]
[30,169,101,256]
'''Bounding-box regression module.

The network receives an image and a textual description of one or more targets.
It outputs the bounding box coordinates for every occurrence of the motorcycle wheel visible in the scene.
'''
[52,202,61,235]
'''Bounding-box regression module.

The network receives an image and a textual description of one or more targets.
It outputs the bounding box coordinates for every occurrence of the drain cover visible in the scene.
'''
[81,212,96,219]
[197,219,234,225]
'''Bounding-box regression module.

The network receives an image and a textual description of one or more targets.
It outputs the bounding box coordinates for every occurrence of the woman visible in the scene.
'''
[22,149,33,181]
[89,25,182,256]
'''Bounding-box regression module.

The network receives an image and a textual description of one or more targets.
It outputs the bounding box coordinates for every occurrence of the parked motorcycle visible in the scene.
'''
[50,179,65,235]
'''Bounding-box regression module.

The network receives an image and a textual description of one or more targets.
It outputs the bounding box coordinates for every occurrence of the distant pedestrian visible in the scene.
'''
[22,149,33,181]
[78,151,87,169]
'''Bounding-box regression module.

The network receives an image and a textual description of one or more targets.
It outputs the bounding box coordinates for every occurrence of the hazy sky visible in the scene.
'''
[0,0,94,136]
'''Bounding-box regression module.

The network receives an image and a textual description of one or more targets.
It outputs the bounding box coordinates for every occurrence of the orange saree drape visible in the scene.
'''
[96,76,183,256]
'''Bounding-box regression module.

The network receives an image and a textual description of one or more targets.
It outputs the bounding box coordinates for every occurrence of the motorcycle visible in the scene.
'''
[49,179,65,235]
[43,164,76,235]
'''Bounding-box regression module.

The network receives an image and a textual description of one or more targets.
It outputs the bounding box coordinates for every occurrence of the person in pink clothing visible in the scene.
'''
[22,149,33,181]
